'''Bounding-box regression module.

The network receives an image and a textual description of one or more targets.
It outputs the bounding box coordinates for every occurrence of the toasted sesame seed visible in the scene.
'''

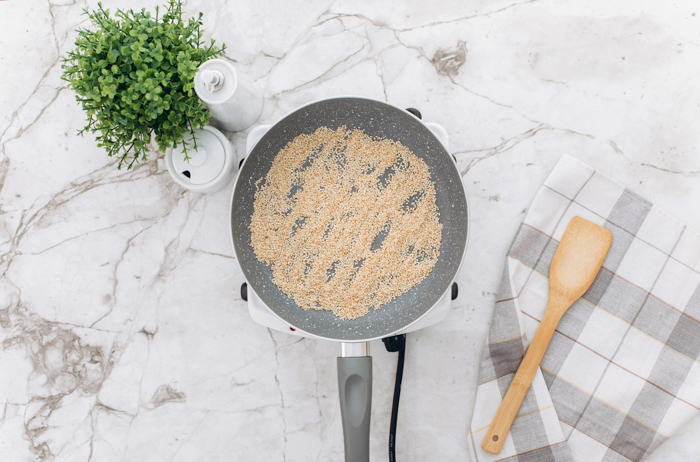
[249,127,442,320]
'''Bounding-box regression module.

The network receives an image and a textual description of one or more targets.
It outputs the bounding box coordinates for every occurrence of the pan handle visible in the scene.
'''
[337,342,372,462]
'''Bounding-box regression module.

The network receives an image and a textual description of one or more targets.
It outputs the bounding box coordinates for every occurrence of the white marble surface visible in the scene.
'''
[2,0,700,460]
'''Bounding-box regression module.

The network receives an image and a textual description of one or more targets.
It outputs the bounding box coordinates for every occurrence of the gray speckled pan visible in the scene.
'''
[230,97,468,342]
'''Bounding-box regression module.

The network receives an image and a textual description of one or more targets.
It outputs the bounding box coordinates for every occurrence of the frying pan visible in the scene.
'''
[230,96,469,462]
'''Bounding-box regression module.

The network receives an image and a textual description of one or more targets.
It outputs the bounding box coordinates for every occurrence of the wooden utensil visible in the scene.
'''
[481,216,612,454]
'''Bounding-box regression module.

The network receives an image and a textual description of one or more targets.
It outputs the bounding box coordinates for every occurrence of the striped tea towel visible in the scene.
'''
[467,155,700,462]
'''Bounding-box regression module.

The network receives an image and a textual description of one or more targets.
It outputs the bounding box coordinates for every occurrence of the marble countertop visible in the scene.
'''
[2,0,700,460]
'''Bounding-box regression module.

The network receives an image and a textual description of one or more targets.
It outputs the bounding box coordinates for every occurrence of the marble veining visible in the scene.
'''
[2,0,700,460]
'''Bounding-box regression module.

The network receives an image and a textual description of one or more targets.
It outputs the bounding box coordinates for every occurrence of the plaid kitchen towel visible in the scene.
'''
[467,155,700,462]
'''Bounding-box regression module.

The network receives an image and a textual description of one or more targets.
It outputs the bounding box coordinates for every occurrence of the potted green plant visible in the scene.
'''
[61,0,226,169]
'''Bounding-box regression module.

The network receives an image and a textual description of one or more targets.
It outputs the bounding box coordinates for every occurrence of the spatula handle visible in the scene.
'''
[481,311,560,454]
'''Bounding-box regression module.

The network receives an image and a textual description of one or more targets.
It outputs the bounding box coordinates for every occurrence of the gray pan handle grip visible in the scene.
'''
[337,353,372,462]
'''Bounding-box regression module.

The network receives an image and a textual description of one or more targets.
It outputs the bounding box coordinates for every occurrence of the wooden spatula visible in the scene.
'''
[481,216,612,454]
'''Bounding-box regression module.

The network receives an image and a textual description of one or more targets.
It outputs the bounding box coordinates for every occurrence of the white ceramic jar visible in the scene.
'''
[194,59,263,132]
[166,125,237,194]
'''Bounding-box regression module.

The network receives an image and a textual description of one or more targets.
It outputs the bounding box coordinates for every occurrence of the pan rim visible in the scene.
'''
[228,95,470,342]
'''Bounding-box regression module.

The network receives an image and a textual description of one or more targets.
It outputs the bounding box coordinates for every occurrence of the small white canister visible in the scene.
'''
[194,59,263,132]
[166,125,237,194]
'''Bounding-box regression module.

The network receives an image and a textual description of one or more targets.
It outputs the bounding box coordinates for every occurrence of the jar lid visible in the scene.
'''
[171,128,226,185]
[194,59,238,105]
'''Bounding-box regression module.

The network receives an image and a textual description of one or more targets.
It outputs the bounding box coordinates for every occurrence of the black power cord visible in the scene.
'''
[380,284,459,460]
[382,334,406,462]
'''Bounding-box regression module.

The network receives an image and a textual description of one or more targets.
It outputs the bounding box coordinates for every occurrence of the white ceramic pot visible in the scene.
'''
[166,125,237,194]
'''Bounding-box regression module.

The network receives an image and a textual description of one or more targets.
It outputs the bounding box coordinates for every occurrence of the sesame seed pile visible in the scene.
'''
[249,126,442,320]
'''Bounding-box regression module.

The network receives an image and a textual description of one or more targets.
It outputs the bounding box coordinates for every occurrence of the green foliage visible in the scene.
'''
[61,0,226,169]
